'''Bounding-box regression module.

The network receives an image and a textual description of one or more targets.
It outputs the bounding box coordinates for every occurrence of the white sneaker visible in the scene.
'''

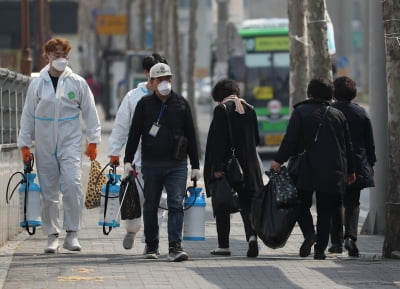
[44,234,59,253]
[123,232,136,249]
[63,231,81,251]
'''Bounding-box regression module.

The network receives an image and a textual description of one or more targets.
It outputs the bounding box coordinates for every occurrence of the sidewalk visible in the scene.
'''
[1,105,399,289]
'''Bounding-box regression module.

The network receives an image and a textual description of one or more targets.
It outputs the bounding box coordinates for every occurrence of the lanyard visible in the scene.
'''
[156,103,167,124]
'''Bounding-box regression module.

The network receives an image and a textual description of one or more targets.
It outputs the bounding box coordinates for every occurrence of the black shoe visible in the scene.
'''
[144,244,159,259]
[344,238,359,257]
[314,251,326,260]
[247,236,259,258]
[167,243,189,262]
[299,234,316,257]
[328,244,343,254]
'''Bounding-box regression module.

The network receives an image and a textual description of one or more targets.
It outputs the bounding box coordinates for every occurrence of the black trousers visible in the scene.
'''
[297,190,342,252]
[215,189,256,248]
[330,188,361,244]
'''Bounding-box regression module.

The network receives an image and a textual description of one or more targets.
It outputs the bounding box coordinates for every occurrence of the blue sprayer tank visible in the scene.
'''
[18,173,42,228]
[183,183,206,241]
[98,173,121,228]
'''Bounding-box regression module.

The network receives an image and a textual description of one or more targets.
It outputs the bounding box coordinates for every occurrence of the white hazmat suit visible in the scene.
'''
[18,64,101,235]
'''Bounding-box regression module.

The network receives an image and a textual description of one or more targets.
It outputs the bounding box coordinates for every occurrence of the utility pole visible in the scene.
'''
[214,0,229,81]
[307,0,332,80]
[381,0,400,259]
[288,0,308,108]
[20,0,32,76]
[361,0,387,237]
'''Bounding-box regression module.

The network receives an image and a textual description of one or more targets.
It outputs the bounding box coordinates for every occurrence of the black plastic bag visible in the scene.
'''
[271,166,299,208]
[250,172,299,249]
[119,177,141,220]
[208,176,241,216]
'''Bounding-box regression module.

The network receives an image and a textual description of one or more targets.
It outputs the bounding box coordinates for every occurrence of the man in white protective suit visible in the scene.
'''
[18,37,101,253]
[108,53,168,250]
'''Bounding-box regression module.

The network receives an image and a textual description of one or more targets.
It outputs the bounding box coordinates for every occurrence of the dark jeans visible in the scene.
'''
[214,189,256,248]
[330,188,361,244]
[142,163,188,247]
[297,190,342,252]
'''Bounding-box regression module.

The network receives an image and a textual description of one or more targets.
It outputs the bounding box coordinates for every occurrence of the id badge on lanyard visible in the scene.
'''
[149,103,167,137]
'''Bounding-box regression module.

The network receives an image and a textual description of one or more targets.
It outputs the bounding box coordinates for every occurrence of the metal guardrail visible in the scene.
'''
[0,68,31,247]
[0,68,31,149]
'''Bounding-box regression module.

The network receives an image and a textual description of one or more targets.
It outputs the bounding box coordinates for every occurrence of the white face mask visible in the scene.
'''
[157,80,172,96]
[51,58,68,72]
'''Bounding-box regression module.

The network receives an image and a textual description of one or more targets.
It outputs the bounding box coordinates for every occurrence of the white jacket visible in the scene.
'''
[108,82,150,167]
[18,64,101,154]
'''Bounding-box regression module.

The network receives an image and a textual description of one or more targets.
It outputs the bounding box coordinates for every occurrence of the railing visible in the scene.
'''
[0,68,31,247]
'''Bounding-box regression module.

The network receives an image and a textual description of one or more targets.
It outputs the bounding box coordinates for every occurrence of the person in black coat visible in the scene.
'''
[271,77,356,259]
[204,79,264,257]
[328,76,376,257]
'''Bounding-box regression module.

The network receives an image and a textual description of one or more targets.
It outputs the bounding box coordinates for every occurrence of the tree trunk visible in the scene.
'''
[307,0,332,80]
[288,0,308,108]
[214,0,229,80]
[382,0,400,259]
[186,0,201,159]
[139,0,146,49]
[172,0,182,94]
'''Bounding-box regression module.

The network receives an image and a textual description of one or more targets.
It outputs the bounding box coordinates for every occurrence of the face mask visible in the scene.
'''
[157,80,172,96]
[51,58,68,71]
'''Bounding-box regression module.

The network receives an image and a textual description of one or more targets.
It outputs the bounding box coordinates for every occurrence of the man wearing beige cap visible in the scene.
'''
[124,63,200,262]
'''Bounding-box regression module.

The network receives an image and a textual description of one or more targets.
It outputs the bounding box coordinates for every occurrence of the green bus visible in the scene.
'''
[228,18,290,151]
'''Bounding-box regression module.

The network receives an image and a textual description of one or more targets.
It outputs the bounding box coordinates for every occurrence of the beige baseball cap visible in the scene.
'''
[149,63,173,78]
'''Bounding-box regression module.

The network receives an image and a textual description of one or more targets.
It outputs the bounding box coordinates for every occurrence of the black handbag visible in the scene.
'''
[287,153,304,183]
[119,175,141,220]
[208,176,241,215]
[269,167,299,208]
[222,104,244,187]
[288,106,330,182]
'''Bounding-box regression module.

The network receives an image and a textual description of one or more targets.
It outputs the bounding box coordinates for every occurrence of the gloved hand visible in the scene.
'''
[21,146,33,166]
[86,143,97,161]
[191,169,201,181]
[109,156,120,166]
[124,162,133,178]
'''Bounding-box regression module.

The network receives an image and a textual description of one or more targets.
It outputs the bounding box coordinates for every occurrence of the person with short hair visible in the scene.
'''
[124,63,200,262]
[328,76,376,257]
[18,37,101,253]
[204,79,263,257]
[108,53,169,250]
[271,77,356,259]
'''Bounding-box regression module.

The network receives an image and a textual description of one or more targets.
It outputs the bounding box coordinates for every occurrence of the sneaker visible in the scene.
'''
[44,234,59,253]
[123,232,136,250]
[210,247,231,256]
[167,243,189,262]
[344,237,359,257]
[144,244,160,259]
[63,231,81,251]
[299,234,316,257]
[247,235,259,258]
[328,244,343,254]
